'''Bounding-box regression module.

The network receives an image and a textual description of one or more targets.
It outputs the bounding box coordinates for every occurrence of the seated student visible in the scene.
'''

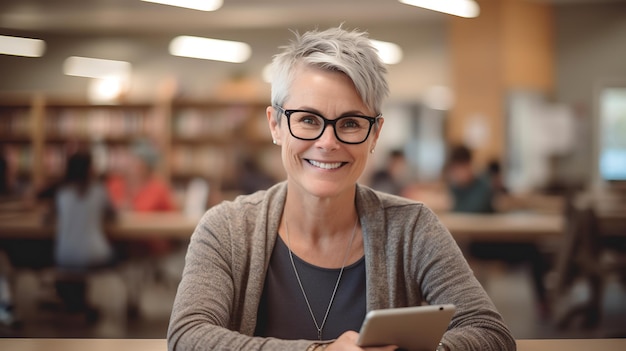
[369,149,410,196]
[55,150,116,269]
[0,148,8,197]
[107,139,177,256]
[167,27,515,351]
[54,150,117,314]
[445,144,494,214]
[107,138,177,213]
[445,144,550,319]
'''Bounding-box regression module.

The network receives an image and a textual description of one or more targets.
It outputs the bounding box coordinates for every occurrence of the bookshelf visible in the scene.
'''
[169,100,273,192]
[0,94,274,197]
[0,95,41,189]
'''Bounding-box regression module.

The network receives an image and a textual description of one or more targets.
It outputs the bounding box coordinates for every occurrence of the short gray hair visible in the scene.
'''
[270,27,389,118]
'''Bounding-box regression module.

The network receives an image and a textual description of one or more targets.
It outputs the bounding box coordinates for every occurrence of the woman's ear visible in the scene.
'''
[371,117,384,148]
[266,106,281,145]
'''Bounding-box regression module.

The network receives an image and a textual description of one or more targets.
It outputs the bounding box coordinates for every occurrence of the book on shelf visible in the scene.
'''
[0,108,31,137]
[171,145,228,179]
[45,107,153,139]
[4,144,33,174]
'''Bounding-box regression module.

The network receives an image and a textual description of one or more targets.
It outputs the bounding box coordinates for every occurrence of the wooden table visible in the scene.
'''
[438,212,563,242]
[0,210,562,242]
[0,211,199,240]
[0,338,624,351]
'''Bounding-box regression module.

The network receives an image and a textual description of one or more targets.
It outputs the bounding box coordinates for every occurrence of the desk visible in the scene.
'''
[0,338,624,351]
[0,211,199,240]
[0,210,562,242]
[438,212,563,242]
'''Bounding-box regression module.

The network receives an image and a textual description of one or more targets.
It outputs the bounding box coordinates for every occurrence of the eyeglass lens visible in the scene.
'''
[287,111,373,144]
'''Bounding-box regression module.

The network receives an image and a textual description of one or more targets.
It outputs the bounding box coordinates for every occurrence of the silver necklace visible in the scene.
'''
[285,217,358,341]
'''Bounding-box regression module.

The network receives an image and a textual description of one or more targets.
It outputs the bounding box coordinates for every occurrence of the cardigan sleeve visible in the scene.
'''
[166,201,314,351]
[413,206,516,351]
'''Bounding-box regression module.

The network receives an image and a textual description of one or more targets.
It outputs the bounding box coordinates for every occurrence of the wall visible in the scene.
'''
[554,2,626,186]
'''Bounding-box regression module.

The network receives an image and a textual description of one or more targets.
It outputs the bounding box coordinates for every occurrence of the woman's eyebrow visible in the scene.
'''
[295,106,369,117]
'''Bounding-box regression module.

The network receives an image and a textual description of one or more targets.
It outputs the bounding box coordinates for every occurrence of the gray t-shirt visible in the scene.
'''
[55,183,114,268]
[254,235,366,341]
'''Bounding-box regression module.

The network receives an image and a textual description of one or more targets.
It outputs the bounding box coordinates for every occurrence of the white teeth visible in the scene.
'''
[308,160,343,170]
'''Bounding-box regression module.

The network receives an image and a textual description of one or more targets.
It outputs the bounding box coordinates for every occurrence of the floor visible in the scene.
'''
[2,257,625,340]
[487,266,626,339]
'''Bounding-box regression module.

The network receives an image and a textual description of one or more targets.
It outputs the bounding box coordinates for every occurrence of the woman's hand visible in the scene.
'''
[324,331,398,351]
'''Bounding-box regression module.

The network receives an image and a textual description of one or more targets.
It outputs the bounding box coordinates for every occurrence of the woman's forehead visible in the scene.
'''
[286,66,369,114]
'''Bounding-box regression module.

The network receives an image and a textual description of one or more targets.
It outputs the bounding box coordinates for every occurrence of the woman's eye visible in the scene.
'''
[296,113,321,126]
[340,118,361,129]
[302,117,317,125]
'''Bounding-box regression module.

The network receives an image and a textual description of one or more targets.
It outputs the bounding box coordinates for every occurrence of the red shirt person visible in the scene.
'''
[107,139,176,212]
[106,139,177,255]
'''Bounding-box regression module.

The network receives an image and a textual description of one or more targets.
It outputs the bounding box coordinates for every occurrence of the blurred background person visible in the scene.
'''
[106,138,177,255]
[0,144,32,203]
[53,149,117,316]
[444,144,551,319]
[106,138,180,317]
[486,159,508,195]
[0,147,8,198]
[369,148,411,196]
[0,250,16,328]
[107,138,177,213]
[236,157,277,195]
[445,144,494,213]
[0,148,11,324]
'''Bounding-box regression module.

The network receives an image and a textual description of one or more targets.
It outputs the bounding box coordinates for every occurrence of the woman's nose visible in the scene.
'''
[315,124,341,149]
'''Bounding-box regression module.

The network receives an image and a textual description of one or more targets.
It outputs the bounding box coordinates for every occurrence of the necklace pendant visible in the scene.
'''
[318,329,322,341]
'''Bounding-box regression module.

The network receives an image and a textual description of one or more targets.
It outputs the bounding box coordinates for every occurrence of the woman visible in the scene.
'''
[52,150,118,315]
[168,27,516,351]
[55,150,116,269]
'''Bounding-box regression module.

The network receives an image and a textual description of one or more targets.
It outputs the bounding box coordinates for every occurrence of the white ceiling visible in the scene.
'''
[0,0,444,36]
[1,0,622,37]
[1,0,623,102]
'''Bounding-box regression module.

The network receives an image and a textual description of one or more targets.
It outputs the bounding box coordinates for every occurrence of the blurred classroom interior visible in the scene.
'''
[1,0,626,342]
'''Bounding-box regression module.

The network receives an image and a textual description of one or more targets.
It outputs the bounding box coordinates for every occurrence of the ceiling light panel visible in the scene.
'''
[0,35,46,57]
[169,36,252,63]
[63,56,131,79]
[399,0,480,18]
[370,39,403,65]
[141,0,223,11]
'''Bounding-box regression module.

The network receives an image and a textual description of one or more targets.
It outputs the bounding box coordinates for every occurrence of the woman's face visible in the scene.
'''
[267,64,383,199]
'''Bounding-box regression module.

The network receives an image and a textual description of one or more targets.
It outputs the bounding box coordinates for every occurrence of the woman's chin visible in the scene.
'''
[296,178,355,200]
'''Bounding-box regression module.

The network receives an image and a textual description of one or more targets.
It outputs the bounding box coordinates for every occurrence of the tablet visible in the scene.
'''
[356,304,455,351]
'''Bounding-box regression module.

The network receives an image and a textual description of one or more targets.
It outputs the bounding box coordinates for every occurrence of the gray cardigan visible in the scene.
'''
[167,182,516,351]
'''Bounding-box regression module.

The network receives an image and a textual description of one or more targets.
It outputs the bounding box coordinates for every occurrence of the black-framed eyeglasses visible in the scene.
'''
[274,106,382,145]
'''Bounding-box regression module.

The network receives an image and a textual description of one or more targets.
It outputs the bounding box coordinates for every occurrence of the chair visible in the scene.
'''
[553,189,626,330]
[22,263,129,330]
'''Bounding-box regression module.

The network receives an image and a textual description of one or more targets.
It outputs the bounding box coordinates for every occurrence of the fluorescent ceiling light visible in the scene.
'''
[169,36,252,63]
[370,39,403,65]
[63,56,131,79]
[141,0,223,11]
[88,77,127,104]
[0,35,45,57]
[399,0,480,18]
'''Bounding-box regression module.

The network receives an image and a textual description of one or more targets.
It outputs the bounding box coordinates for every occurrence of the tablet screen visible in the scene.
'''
[356,304,455,351]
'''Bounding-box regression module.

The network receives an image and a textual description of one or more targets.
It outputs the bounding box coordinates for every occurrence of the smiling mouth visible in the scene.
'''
[306,159,346,170]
